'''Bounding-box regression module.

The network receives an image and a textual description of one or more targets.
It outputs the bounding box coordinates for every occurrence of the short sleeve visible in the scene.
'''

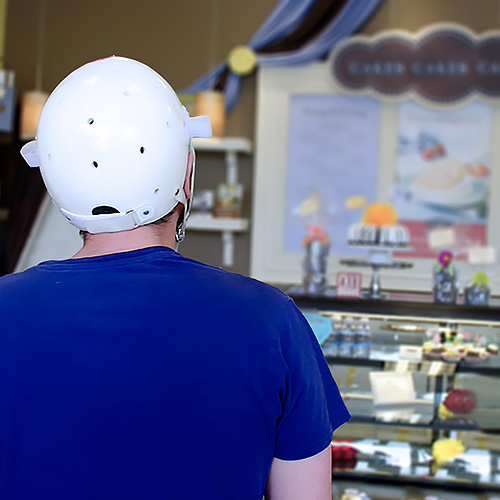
[274,298,350,461]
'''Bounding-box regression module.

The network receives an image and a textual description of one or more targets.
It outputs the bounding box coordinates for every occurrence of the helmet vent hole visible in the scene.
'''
[92,161,98,168]
[154,188,160,194]
[175,189,180,196]
[140,146,145,154]
[88,118,94,125]
[92,206,119,215]
[143,210,150,216]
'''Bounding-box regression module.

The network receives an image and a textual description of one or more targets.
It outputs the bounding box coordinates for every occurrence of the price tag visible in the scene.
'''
[336,272,363,298]
[399,345,423,361]
[467,246,496,265]
[428,227,456,249]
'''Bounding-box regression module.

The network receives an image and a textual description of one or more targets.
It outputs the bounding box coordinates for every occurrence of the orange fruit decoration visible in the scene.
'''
[361,202,399,227]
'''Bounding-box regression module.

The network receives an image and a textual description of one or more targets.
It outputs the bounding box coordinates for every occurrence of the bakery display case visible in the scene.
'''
[288,288,500,500]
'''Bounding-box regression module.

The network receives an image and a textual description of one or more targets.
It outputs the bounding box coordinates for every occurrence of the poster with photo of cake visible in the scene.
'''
[393,100,492,259]
[284,94,381,256]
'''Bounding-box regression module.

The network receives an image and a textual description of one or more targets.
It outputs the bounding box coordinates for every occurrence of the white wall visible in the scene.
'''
[15,194,83,273]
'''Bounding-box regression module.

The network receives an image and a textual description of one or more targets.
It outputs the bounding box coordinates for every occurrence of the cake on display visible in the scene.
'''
[347,202,410,264]
[348,202,409,248]
[348,223,409,248]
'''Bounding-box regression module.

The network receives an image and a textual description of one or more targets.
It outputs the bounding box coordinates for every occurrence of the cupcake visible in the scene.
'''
[486,343,499,355]
[466,346,488,360]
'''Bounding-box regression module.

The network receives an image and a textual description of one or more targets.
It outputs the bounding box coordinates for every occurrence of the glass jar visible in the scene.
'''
[465,283,490,306]
[302,239,329,296]
[433,265,458,304]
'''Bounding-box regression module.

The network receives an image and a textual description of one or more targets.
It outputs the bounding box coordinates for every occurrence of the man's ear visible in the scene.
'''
[183,153,195,201]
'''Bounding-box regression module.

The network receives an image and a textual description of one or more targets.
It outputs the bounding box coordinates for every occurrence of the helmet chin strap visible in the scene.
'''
[174,187,189,250]
[175,218,186,245]
[175,146,195,250]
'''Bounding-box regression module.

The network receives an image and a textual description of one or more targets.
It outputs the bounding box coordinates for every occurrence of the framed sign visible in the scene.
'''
[250,51,500,293]
[336,272,363,298]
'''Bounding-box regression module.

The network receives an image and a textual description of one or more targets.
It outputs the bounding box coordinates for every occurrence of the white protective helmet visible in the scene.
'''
[20,56,212,238]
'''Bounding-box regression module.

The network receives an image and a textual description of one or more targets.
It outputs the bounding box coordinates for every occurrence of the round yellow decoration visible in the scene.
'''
[228,46,257,76]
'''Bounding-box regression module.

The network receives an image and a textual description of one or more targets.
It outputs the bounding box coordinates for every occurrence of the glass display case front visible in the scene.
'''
[288,288,500,500]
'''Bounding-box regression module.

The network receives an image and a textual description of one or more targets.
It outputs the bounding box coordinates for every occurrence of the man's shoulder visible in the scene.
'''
[0,266,39,288]
[0,266,45,298]
[183,256,290,302]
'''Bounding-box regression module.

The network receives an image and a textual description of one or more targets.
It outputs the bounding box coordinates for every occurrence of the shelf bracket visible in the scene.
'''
[221,230,234,267]
[226,150,238,185]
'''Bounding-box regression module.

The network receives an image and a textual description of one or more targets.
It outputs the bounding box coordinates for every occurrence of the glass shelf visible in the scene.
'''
[331,440,500,493]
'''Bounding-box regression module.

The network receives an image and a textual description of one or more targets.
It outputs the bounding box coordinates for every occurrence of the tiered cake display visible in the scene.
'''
[347,202,410,264]
[341,202,412,298]
[348,224,409,248]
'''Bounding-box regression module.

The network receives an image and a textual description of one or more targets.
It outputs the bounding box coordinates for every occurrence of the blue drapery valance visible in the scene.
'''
[182,0,384,111]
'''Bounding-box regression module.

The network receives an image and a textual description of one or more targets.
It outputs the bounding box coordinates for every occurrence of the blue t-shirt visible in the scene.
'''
[0,247,349,499]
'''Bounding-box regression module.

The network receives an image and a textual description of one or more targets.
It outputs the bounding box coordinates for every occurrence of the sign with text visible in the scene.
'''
[329,23,500,105]
[336,272,363,298]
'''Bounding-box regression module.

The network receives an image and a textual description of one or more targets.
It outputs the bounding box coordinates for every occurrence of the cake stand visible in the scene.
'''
[340,246,413,299]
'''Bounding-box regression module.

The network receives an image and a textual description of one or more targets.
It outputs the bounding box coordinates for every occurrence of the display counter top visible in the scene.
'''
[286,285,500,323]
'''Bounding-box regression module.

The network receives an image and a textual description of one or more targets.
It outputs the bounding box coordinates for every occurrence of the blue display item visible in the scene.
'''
[0,84,16,133]
[303,311,332,345]
[0,247,349,500]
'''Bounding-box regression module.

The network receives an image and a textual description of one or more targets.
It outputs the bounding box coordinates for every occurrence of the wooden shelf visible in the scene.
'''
[187,214,249,232]
[187,137,252,267]
[192,137,252,154]
[187,214,250,268]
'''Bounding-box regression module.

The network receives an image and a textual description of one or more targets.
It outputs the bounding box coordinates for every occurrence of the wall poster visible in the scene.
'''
[284,94,380,256]
[393,100,492,259]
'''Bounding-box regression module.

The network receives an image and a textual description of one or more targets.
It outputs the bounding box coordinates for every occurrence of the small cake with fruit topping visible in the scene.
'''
[423,340,445,359]
[348,202,409,248]
[466,346,488,360]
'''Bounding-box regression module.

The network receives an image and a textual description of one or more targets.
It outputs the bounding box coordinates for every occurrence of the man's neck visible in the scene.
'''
[72,218,178,259]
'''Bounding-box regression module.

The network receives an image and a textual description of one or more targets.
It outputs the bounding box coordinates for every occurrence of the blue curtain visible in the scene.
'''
[182,0,384,111]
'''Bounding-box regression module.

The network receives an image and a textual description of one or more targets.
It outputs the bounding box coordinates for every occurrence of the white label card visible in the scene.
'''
[427,227,457,249]
[399,345,423,361]
[467,246,496,265]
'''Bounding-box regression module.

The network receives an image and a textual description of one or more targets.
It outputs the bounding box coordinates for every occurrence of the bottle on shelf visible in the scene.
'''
[339,318,355,357]
[323,321,341,356]
[353,318,372,358]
